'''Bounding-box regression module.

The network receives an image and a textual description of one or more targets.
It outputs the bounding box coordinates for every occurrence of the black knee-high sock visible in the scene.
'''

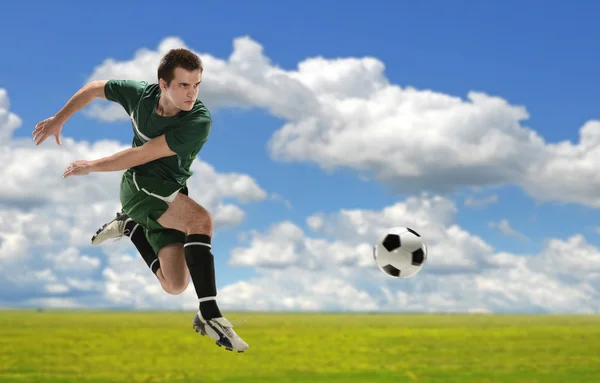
[184,234,222,320]
[125,220,160,274]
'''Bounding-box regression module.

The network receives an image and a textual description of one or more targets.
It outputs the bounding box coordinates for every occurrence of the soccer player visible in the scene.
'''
[32,48,249,353]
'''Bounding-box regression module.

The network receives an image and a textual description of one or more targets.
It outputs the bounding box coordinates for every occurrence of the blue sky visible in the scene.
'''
[1,0,600,312]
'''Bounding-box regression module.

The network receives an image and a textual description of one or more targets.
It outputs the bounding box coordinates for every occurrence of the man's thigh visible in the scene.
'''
[120,170,186,252]
[156,192,212,235]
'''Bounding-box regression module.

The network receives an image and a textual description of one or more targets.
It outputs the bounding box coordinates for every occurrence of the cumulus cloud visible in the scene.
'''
[219,270,379,312]
[222,195,600,314]
[85,36,600,207]
[100,248,199,310]
[85,37,319,122]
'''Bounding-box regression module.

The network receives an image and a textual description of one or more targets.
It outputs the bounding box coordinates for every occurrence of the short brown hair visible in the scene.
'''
[157,48,203,85]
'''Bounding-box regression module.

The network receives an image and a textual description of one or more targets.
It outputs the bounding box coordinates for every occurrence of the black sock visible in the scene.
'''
[125,220,160,274]
[184,234,222,320]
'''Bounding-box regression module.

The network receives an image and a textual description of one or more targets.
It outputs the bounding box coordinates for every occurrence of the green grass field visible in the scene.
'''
[1,310,599,383]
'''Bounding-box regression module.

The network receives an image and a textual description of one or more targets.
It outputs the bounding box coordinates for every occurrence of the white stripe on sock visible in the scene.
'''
[149,258,159,270]
[184,242,211,248]
[129,223,139,237]
[198,296,216,303]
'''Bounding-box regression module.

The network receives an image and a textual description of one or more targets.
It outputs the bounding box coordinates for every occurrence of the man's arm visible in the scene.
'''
[80,115,210,174]
[89,134,176,173]
[63,114,209,178]
[63,134,176,178]
[54,80,107,125]
[33,80,108,146]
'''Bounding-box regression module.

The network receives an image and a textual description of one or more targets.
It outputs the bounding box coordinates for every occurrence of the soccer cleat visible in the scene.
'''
[192,312,249,353]
[91,210,132,245]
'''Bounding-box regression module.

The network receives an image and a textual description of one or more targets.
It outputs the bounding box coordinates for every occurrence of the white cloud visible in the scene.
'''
[0,89,21,142]
[230,195,493,277]
[222,195,600,314]
[44,247,101,272]
[489,219,529,242]
[84,36,600,207]
[100,249,199,310]
[184,161,267,229]
[269,193,293,210]
[219,270,379,312]
[85,37,319,122]
[465,194,498,208]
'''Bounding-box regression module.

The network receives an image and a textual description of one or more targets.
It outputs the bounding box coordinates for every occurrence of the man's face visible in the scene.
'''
[162,67,202,111]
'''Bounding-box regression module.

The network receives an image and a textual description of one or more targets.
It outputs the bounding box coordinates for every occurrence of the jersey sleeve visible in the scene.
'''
[165,115,211,158]
[104,80,148,115]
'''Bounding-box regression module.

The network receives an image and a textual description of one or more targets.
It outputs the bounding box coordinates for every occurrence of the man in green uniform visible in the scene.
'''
[32,48,249,353]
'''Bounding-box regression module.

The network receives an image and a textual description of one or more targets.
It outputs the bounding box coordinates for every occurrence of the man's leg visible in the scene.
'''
[124,218,161,273]
[155,192,249,352]
[145,228,191,295]
[156,193,219,318]
[91,213,189,295]
[155,243,189,295]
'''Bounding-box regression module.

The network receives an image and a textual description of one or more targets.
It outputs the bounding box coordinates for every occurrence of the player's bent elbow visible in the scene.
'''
[86,80,108,99]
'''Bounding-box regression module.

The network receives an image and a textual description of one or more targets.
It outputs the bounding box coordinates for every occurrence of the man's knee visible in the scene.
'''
[181,197,213,234]
[156,243,189,295]
[163,277,190,295]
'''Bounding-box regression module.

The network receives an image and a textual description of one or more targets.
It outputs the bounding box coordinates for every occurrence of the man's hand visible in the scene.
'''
[62,160,93,178]
[33,116,63,146]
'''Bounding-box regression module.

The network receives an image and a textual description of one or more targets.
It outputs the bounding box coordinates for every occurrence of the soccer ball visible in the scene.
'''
[373,227,428,279]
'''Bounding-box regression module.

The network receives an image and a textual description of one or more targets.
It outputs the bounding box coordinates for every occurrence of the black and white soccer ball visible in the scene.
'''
[373,227,428,279]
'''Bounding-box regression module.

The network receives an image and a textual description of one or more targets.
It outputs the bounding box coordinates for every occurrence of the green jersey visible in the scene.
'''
[103,79,211,186]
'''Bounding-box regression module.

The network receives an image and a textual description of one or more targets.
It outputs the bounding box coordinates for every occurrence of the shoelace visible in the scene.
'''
[111,228,130,243]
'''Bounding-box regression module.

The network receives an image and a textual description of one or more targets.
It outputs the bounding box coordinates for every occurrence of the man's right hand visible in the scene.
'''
[32,116,63,146]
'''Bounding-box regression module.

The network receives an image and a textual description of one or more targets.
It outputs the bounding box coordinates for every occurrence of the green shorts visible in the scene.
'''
[119,169,188,254]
